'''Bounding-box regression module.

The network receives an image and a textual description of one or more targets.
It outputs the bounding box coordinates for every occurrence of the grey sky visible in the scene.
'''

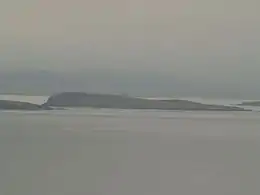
[0,0,260,97]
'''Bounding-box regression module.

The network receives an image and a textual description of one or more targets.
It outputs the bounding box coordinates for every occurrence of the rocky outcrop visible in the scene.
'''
[0,100,52,110]
[44,92,249,111]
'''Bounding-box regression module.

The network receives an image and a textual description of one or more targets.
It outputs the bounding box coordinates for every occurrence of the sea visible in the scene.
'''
[0,95,260,195]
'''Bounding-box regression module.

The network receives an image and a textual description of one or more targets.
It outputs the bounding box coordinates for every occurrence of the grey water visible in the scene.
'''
[0,96,260,195]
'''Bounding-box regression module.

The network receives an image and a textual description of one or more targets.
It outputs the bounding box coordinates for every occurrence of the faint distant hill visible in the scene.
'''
[238,101,260,106]
[0,70,88,95]
[0,70,57,95]
[1,69,260,99]
[0,69,184,96]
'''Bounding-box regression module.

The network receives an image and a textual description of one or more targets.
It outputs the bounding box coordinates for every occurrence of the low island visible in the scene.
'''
[0,100,52,111]
[43,92,249,111]
[238,101,260,107]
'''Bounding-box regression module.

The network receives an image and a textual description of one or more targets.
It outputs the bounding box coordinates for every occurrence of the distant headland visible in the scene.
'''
[42,92,249,111]
[0,92,252,111]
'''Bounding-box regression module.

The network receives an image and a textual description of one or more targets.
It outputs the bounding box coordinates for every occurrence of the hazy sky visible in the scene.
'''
[0,0,260,97]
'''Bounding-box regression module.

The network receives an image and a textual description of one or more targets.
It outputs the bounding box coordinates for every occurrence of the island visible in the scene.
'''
[237,101,260,107]
[43,92,249,111]
[0,100,52,111]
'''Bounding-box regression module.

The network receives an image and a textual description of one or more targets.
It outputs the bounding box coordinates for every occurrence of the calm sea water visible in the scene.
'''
[0,95,260,195]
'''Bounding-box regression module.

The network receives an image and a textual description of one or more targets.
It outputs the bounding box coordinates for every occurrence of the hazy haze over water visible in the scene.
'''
[1,0,260,98]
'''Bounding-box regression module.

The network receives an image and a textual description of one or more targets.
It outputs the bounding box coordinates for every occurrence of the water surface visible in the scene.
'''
[0,108,260,195]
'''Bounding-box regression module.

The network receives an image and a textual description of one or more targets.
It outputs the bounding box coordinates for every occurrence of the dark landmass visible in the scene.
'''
[0,100,52,111]
[44,92,249,111]
[238,101,260,107]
